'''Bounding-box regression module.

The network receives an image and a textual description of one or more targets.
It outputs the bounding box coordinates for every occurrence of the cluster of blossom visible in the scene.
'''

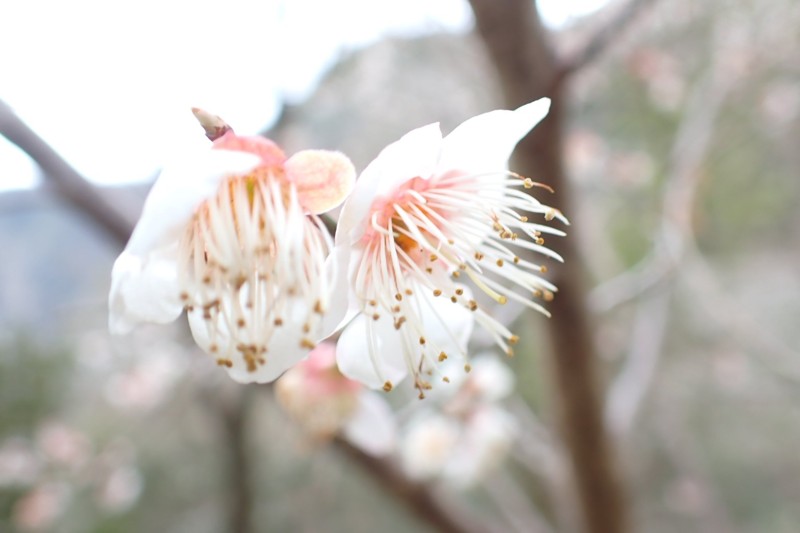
[274,343,517,486]
[109,98,567,397]
[0,424,142,529]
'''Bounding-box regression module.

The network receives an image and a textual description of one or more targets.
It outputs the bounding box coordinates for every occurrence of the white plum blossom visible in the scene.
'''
[399,354,518,488]
[275,342,396,456]
[109,119,355,383]
[330,99,567,395]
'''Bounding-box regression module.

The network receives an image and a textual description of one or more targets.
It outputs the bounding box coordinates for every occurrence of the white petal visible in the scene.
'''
[342,391,397,456]
[419,283,475,355]
[318,246,358,339]
[400,411,460,481]
[336,123,443,245]
[336,314,408,390]
[438,98,551,177]
[468,354,516,401]
[187,297,311,384]
[126,149,261,256]
[108,248,183,335]
[443,406,517,487]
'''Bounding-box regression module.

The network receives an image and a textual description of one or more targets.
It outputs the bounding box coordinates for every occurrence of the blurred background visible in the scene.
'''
[1,0,799,532]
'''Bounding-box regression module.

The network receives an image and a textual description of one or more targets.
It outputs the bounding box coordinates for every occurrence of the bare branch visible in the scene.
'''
[468,2,630,532]
[605,288,671,436]
[485,472,556,533]
[555,0,661,86]
[333,437,489,533]
[0,100,133,247]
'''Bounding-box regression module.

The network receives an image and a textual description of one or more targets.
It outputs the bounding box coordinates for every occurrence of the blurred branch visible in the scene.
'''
[217,388,255,533]
[605,288,671,435]
[508,398,579,533]
[468,2,630,532]
[485,472,555,533]
[599,30,736,436]
[589,38,736,314]
[553,0,661,88]
[333,437,487,533]
[0,100,133,247]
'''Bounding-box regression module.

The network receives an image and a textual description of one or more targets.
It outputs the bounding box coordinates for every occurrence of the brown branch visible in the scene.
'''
[0,100,134,247]
[217,389,255,533]
[333,437,487,533]
[553,0,661,89]
[467,1,630,533]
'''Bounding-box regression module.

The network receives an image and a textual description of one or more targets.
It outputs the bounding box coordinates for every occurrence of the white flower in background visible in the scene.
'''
[109,111,355,383]
[399,354,518,488]
[275,342,396,456]
[442,406,518,488]
[400,412,460,480]
[330,99,567,395]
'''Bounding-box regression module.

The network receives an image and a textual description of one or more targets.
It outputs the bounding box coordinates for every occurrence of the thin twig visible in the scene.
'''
[217,388,255,533]
[552,0,661,89]
[0,100,133,247]
[599,27,736,437]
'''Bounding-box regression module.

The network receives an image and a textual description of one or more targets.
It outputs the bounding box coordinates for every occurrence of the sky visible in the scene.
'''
[0,0,607,191]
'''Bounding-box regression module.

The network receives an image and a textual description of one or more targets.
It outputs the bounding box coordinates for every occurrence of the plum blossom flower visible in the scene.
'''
[109,111,355,383]
[275,342,396,456]
[399,354,518,488]
[331,99,567,394]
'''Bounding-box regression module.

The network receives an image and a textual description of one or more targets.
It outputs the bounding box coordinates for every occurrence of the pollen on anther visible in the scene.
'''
[474,252,484,260]
[464,364,472,373]
[513,256,521,264]
[395,293,403,301]
[438,352,448,362]
[383,381,393,392]
[237,318,246,328]
[450,296,458,303]
[540,265,548,273]
[419,337,426,345]
[509,335,520,345]
[372,313,380,321]
[180,292,190,302]
[209,344,219,353]
[443,376,450,383]
[429,254,438,262]
[468,300,478,311]
[433,289,442,297]
[405,288,413,296]
[313,300,325,314]
[496,259,505,267]
[455,288,464,296]
[274,317,284,326]
[300,338,316,349]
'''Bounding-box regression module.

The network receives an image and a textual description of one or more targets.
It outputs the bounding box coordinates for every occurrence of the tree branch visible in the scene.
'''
[334,437,487,533]
[0,100,133,247]
[553,0,661,89]
[467,2,630,532]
